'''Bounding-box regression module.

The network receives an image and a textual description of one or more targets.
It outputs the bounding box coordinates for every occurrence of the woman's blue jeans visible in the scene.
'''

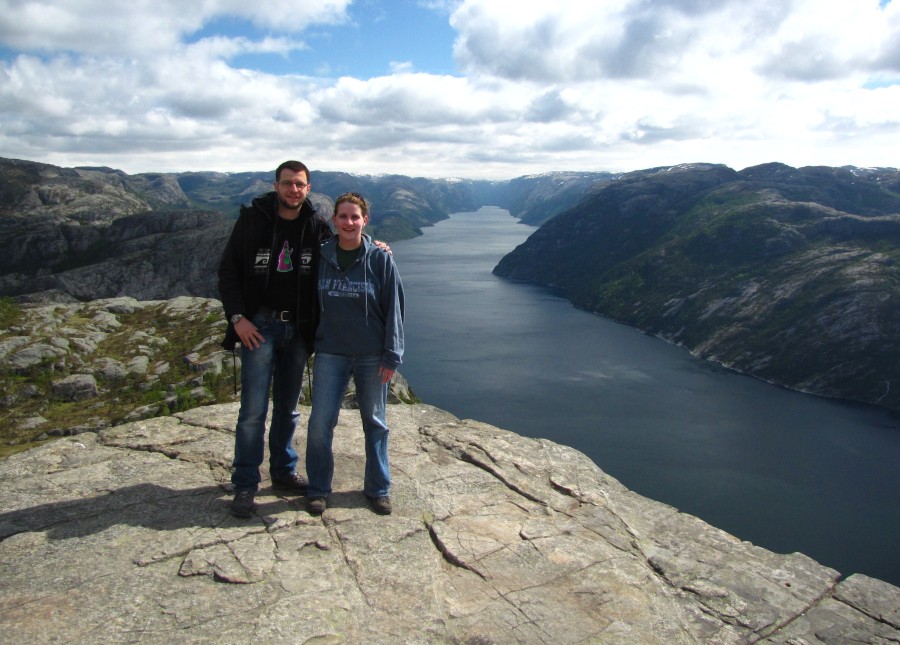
[232,313,309,492]
[306,353,390,499]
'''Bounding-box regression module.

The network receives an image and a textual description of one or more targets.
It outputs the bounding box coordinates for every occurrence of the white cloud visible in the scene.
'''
[453,0,900,85]
[389,61,415,74]
[0,0,898,178]
[0,0,351,55]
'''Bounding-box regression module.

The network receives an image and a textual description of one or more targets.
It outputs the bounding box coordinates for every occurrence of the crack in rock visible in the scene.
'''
[833,575,900,630]
[195,531,277,584]
[176,418,235,436]
[422,426,550,506]
[747,583,838,642]
[330,522,377,607]
[455,447,547,506]
[425,520,489,580]
[137,525,270,567]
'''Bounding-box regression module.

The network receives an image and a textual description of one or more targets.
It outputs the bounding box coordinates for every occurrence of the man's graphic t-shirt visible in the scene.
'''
[262,217,301,313]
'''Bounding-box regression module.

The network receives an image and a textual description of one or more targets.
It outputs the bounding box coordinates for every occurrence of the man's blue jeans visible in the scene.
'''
[232,313,309,492]
[306,353,390,499]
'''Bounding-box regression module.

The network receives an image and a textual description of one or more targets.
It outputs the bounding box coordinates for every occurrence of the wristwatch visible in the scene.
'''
[230,314,244,325]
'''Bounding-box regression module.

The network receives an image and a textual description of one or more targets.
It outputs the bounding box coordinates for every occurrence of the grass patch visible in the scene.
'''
[0,297,22,329]
[0,299,240,455]
[1,297,417,458]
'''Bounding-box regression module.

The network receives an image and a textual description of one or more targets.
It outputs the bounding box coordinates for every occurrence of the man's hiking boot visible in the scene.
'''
[271,472,308,494]
[230,489,255,518]
[367,496,392,515]
[306,496,327,515]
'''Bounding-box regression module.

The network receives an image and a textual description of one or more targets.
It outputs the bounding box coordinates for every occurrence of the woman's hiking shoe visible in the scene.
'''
[271,472,309,494]
[306,496,327,515]
[230,490,255,518]
[367,496,392,515]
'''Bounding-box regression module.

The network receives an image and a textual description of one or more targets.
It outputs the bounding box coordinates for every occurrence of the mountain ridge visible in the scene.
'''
[0,156,610,300]
[3,156,899,412]
[493,163,900,411]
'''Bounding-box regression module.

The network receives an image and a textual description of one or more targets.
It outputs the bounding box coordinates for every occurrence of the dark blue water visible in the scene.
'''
[392,207,900,587]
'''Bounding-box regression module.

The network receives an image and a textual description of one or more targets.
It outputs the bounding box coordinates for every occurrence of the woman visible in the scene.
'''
[305,192,404,516]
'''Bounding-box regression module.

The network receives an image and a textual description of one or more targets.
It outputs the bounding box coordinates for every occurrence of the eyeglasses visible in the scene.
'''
[278,180,309,190]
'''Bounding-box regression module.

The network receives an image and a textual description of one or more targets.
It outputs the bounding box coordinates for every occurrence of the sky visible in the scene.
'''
[0,0,898,179]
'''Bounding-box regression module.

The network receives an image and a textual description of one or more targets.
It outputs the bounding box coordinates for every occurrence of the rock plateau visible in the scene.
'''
[0,401,897,644]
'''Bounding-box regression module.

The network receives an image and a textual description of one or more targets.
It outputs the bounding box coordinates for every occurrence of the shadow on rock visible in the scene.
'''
[0,483,231,540]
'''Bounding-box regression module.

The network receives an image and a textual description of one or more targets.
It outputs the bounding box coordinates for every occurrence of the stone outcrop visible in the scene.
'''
[1,401,896,644]
[49,373,99,401]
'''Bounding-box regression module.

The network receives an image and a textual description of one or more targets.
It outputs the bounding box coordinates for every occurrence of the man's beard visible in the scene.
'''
[278,194,303,211]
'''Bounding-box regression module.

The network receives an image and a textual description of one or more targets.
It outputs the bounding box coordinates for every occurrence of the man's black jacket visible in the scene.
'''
[217,191,332,351]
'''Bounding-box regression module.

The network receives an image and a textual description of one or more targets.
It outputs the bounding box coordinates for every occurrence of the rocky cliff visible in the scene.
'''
[1,400,897,644]
[0,158,236,300]
[494,163,900,412]
[1,296,897,642]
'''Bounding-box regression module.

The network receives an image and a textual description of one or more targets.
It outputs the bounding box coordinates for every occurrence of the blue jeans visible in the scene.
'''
[232,313,309,492]
[306,353,390,499]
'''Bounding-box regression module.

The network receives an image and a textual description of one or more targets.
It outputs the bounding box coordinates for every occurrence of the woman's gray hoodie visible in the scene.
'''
[314,236,405,370]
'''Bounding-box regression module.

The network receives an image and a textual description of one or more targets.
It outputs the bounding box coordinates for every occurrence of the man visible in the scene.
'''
[218,160,332,518]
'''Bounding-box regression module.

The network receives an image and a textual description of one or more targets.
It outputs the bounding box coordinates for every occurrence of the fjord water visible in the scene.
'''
[391,207,900,587]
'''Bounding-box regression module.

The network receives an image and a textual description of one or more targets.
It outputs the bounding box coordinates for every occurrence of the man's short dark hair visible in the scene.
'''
[275,160,310,183]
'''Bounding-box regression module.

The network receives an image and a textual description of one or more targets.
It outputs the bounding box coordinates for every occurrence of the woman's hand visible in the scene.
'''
[378,366,395,384]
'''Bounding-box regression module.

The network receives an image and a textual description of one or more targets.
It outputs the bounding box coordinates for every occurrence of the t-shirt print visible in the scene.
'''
[276,240,294,272]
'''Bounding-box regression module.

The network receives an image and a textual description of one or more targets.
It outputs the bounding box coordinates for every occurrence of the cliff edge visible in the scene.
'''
[1,401,897,644]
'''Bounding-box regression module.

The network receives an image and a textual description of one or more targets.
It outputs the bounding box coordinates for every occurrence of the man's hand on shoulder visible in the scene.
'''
[373,239,391,255]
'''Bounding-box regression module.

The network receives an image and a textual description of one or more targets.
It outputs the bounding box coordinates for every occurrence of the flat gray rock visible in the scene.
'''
[0,402,896,644]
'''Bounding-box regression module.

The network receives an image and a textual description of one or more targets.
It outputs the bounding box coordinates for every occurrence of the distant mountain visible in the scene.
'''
[502,171,617,225]
[0,156,598,302]
[172,168,483,237]
[3,155,900,411]
[0,157,231,301]
[307,172,480,240]
[494,162,900,411]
